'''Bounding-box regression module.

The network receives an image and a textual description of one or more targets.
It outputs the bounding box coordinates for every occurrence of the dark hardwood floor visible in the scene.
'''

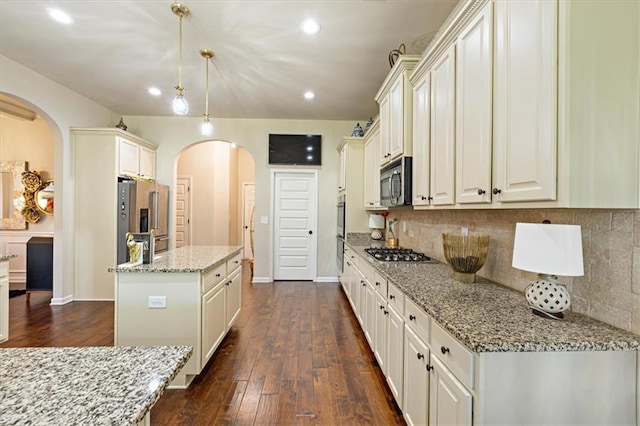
[2,263,406,425]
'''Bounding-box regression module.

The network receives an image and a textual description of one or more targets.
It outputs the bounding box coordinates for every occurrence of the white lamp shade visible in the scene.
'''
[369,214,385,229]
[512,223,584,276]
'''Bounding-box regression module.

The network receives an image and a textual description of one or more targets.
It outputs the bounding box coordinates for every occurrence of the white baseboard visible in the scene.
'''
[251,276,272,284]
[314,276,338,283]
[70,298,115,302]
[50,295,73,305]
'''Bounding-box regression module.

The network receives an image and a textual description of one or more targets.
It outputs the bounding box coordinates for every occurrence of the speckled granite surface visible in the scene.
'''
[110,245,242,274]
[346,240,640,353]
[0,254,17,261]
[0,345,192,425]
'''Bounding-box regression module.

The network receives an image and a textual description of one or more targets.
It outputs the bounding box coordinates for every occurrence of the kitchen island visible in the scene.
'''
[111,246,243,388]
[0,345,192,425]
[342,238,640,425]
[1,254,17,343]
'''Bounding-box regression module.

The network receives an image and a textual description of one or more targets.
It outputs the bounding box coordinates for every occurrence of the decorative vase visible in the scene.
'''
[351,123,364,137]
[116,117,128,131]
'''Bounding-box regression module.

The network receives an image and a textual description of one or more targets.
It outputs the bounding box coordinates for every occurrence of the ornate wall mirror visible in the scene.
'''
[35,181,54,215]
[0,160,26,230]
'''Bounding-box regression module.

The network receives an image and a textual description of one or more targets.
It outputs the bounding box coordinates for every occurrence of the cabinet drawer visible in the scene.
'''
[387,282,404,315]
[202,263,226,294]
[227,252,242,273]
[345,250,359,268]
[431,321,474,389]
[373,272,387,297]
[404,297,430,343]
[359,259,376,284]
[0,261,8,278]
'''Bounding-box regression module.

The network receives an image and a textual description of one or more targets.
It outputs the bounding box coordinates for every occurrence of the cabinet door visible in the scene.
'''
[139,146,156,180]
[364,280,376,349]
[225,268,242,329]
[118,137,139,177]
[201,283,226,369]
[0,275,7,343]
[387,306,404,408]
[493,0,557,202]
[403,326,429,426]
[374,291,388,372]
[430,45,456,206]
[429,355,472,426]
[364,137,376,208]
[412,73,431,206]
[338,145,347,192]
[455,2,493,204]
[354,269,365,327]
[379,95,391,165]
[389,76,405,160]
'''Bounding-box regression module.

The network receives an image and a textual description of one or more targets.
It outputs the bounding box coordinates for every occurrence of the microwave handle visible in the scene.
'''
[390,171,400,205]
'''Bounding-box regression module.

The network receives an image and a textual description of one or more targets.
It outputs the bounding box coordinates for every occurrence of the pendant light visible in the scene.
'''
[171,3,190,115]
[200,49,215,136]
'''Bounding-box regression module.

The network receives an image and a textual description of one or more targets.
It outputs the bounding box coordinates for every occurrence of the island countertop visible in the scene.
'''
[0,345,192,425]
[110,245,242,274]
[345,240,640,353]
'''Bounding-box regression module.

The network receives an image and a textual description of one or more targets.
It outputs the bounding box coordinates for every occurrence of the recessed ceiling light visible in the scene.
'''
[301,19,320,35]
[148,87,162,96]
[47,8,73,25]
[304,91,315,100]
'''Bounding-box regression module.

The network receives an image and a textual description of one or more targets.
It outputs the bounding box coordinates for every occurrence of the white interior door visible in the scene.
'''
[175,176,191,248]
[273,171,317,280]
[242,183,255,259]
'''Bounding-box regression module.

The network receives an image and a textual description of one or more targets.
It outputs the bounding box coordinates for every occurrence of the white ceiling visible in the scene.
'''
[0,1,459,121]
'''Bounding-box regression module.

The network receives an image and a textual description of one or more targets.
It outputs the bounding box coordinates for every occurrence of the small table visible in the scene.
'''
[26,236,53,301]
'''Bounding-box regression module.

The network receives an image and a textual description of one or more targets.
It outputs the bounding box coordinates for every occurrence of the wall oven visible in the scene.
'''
[380,157,412,207]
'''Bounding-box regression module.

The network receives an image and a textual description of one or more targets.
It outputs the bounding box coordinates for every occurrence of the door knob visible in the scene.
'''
[244,225,248,229]
[308,230,313,235]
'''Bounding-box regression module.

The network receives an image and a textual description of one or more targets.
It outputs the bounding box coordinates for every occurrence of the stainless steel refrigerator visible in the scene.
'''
[117,180,169,264]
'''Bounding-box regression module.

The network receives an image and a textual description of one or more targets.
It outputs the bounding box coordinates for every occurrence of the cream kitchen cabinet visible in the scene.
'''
[375,56,420,166]
[403,326,430,426]
[363,119,384,210]
[411,69,431,206]
[429,44,456,206]
[455,2,493,204]
[72,128,158,300]
[336,137,369,235]
[225,261,242,329]
[386,282,405,409]
[373,289,388,372]
[202,275,227,366]
[429,355,472,426]
[338,144,347,192]
[118,136,157,180]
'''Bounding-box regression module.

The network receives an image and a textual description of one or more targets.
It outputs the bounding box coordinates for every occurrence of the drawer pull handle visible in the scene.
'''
[389,294,395,300]
[417,353,424,360]
[426,364,434,372]
[441,346,450,355]
[384,310,388,315]
[216,273,221,277]
[379,305,385,310]
[375,281,380,286]
[409,314,416,321]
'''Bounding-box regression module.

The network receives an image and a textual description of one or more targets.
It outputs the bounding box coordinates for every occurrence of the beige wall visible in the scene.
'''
[389,208,640,335]
[236,149,255,246]
[0,114,55,232]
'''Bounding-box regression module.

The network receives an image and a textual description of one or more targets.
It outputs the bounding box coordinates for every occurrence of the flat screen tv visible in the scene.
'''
[269,134,322,166]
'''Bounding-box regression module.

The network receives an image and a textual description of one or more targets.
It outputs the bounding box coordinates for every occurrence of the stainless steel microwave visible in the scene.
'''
[380,157,412,207]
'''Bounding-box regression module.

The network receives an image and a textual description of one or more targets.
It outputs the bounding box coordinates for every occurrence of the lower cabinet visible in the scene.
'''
[202,282,227,366]
[386,305,404,407]
[429,355,472,426]
[225,267,242,328]
[374,290,388,371]
[403,326,430,426]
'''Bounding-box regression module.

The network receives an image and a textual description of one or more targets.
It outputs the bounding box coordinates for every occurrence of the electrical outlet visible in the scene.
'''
[148,296,166,309]
[402,221,407,233]
[260,216,269,224]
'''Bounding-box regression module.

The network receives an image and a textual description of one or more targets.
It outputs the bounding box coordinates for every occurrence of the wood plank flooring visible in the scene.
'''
[2,264,406,425]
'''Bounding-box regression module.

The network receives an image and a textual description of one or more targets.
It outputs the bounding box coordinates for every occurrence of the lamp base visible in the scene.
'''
[371,230,383,240]
[524,274,570,320]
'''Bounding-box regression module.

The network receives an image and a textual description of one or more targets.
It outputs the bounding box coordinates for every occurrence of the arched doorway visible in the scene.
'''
[174,140,256,257]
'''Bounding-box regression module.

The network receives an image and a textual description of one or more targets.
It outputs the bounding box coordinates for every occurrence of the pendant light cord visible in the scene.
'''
[205,55,209,115]
[178,15,183,89]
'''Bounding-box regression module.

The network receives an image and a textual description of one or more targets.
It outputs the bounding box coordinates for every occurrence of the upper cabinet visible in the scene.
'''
[337,137,370,234]
[409,0,640,209]
[411,71,431,207]
[118,136,157,181]
[375,56,421,167]
[363,119,385,210]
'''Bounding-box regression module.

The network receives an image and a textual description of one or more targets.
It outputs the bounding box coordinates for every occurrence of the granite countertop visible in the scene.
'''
[346,240,640,353]
[0,254,17,261]
[0,345,192,425]
[110,245,242,274]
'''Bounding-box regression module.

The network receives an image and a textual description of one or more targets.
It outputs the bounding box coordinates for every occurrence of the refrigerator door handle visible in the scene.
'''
[152,190,160,230]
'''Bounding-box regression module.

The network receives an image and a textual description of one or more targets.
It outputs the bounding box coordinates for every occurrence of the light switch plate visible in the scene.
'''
[260,216,268,224]
[148,296,166,309]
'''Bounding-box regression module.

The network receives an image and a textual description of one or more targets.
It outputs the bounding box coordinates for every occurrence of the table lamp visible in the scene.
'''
[512,222,584,320]
[369,214,385,240]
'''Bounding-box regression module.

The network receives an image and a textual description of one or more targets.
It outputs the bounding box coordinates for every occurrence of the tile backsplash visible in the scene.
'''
[387,208,640,335]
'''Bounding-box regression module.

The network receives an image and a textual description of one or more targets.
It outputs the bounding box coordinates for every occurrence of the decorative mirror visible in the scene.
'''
[0,160,26,230]
[35,181,54,215]
[20,170,53,223]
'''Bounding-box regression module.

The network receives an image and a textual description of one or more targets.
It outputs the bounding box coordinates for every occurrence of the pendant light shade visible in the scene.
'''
[200,48,215,136]
[171,3,190,115]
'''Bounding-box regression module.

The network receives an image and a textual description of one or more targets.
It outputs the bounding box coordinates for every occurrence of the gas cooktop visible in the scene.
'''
[365,247,431,263]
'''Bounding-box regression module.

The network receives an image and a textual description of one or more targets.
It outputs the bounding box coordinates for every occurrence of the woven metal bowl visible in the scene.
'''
[442,233,490,283]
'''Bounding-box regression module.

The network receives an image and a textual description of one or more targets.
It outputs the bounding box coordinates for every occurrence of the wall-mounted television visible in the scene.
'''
[268,134,322,166]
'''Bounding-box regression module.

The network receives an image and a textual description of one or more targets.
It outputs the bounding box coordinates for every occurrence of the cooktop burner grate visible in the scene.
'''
[365,247,431,262]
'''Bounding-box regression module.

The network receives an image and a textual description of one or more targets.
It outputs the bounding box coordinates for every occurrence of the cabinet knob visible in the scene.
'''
[417,353,424,360]
[426,364,434,372]
[375,281,380,286]
[477,189,486,195]
[421,196,427,200]
[427,196,433,201]
[389,294,395,300]
[409,314,416,321]
[362,282,366,287]
[492,188,502,195]
[216,273,221,277]
[441,346,450,355]
[379,305,385,310]
[384,310,388,315]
